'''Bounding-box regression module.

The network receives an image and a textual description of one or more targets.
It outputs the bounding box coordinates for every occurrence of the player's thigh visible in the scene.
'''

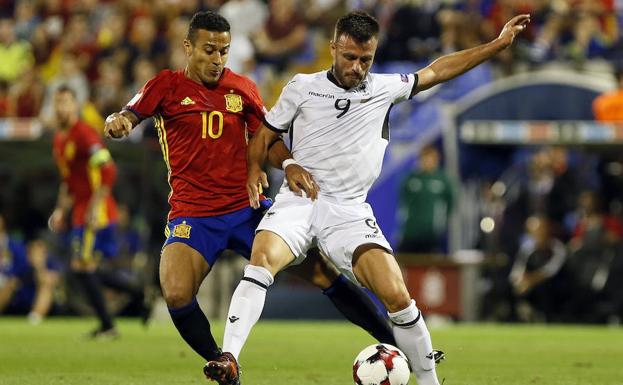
[250,230,298,276]
[160,242,210,306]
[253,193,315,276]
[352,245,411,313]
[287,248,340,289]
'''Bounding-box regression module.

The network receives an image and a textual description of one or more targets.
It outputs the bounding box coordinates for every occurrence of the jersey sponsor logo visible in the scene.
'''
[224,93,243,112]
[308,91,335,99]
[180,96,196,106]
[365,218,380,234]
[265,211,275,217]
[365,233,381,239]
[172,221,192,239]
[228,315,240,323]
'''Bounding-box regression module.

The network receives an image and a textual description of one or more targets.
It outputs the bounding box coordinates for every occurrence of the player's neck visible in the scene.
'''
[59,116,78,131]
[184,66,221,88]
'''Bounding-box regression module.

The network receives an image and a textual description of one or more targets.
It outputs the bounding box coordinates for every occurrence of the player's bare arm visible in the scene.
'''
[266,137,320,201]
[247,125,319,208]
[104,110,140,139]
[415,14,530,93]
[48,183,72,232]
[247,124,275,208]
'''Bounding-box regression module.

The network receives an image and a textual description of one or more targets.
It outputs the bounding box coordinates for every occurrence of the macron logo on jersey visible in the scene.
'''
[181,97,196,106]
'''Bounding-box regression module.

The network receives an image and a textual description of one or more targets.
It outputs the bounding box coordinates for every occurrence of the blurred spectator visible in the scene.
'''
[40,53,89,127]
[0,80,8,117]
[13,0,40,41]
[253,0,308,74]
[398,145,455,254]
[219,0,267,74]
[509,215,568,322]
[593,64,623,122]
[376,1,442,63]
[529,0,618,63]
[6,67,44,117]
[544,146,579,238]
[0,216,60,324]
[93,58,126,117]
[123,15,168,75]
[566,190,623,322]
[0,16,34,83]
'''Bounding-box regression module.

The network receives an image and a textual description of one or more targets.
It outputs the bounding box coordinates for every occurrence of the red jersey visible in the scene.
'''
[125,69,265,220]
[53,120,118,227]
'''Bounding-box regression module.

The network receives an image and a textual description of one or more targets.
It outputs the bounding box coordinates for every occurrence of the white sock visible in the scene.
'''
[222,265,274,360]
[388,300,440,385]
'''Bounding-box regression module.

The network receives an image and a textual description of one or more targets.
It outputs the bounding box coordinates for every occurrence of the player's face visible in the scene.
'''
[330,33,377,89]
[184,29,230,85]
[53,90,79,128]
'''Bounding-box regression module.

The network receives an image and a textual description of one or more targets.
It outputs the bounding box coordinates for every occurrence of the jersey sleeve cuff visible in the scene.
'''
[409,73,419,99]
[262,117,289,133]
[123,107,143,121]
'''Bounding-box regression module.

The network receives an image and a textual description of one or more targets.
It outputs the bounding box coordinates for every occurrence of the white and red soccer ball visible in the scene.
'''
[353,343,411,385]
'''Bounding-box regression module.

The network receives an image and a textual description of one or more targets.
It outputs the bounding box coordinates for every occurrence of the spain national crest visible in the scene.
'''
[172,221,191,239]
[224,93,243,113]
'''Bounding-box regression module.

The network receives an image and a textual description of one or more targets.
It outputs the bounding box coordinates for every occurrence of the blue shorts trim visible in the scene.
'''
[163,205,267,266]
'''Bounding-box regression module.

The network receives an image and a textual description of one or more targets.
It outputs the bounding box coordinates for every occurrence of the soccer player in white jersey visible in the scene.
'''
[204,11,530,385]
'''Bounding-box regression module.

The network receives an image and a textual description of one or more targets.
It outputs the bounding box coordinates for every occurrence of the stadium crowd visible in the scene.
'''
[1,0,623,324]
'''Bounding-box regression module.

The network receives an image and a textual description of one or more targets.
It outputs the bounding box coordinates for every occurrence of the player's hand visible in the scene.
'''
[284,164,319,200]
[104,112,132,139]
[247,166,269,209]
[48,208,65,233]
[497,14,530,48]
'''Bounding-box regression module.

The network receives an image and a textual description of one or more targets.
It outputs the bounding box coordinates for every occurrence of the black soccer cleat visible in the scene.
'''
[204,352,241,385]
[86,327,120,340]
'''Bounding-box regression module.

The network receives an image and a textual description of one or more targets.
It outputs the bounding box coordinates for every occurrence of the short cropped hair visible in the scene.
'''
[334,11,379,43]
[187,11,230,43]
[55,84,77,98]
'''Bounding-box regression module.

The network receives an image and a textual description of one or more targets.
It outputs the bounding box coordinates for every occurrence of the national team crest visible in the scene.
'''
[224,93,243,113]
[172,221,191,239]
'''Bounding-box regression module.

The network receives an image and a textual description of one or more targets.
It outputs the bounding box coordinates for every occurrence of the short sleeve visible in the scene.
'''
[124,70,172,120]
[76,122,103,156]
[263,75,304,133]
[376,73,418,104]
[244,79,267,135]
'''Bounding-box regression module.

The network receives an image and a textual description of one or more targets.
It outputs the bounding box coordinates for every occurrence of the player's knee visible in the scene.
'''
[249,250,284,276]
[382,286,412,313]
[161,282,194,308]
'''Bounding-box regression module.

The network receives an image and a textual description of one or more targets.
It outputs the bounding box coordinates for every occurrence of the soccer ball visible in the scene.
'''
[353,343,411,385]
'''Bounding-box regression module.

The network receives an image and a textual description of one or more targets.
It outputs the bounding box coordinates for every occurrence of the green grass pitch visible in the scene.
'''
[0,318,622,384]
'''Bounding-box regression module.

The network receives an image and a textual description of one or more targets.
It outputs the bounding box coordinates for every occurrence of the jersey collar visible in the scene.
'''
[326,69,368,92]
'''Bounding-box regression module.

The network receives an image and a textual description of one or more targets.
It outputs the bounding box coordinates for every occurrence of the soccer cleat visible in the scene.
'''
[86,327,120,340]
[203,352,240,385]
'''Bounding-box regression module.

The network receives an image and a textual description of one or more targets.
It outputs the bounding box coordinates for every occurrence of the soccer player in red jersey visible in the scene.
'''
[49,85,120,337]
[105,11,395,383]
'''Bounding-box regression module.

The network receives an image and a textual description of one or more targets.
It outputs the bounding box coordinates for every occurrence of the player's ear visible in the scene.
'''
[183,39,192,57]
[330,40,336,59]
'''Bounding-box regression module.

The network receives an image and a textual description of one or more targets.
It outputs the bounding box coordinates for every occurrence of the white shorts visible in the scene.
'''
[256,191,393,283]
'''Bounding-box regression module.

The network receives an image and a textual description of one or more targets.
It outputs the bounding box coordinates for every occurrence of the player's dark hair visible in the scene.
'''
[56,84,77,98]
[334,11,379,43]
[187,11,230,43]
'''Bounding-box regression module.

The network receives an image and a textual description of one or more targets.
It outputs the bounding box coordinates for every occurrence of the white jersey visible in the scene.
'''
[264,70,417,203]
